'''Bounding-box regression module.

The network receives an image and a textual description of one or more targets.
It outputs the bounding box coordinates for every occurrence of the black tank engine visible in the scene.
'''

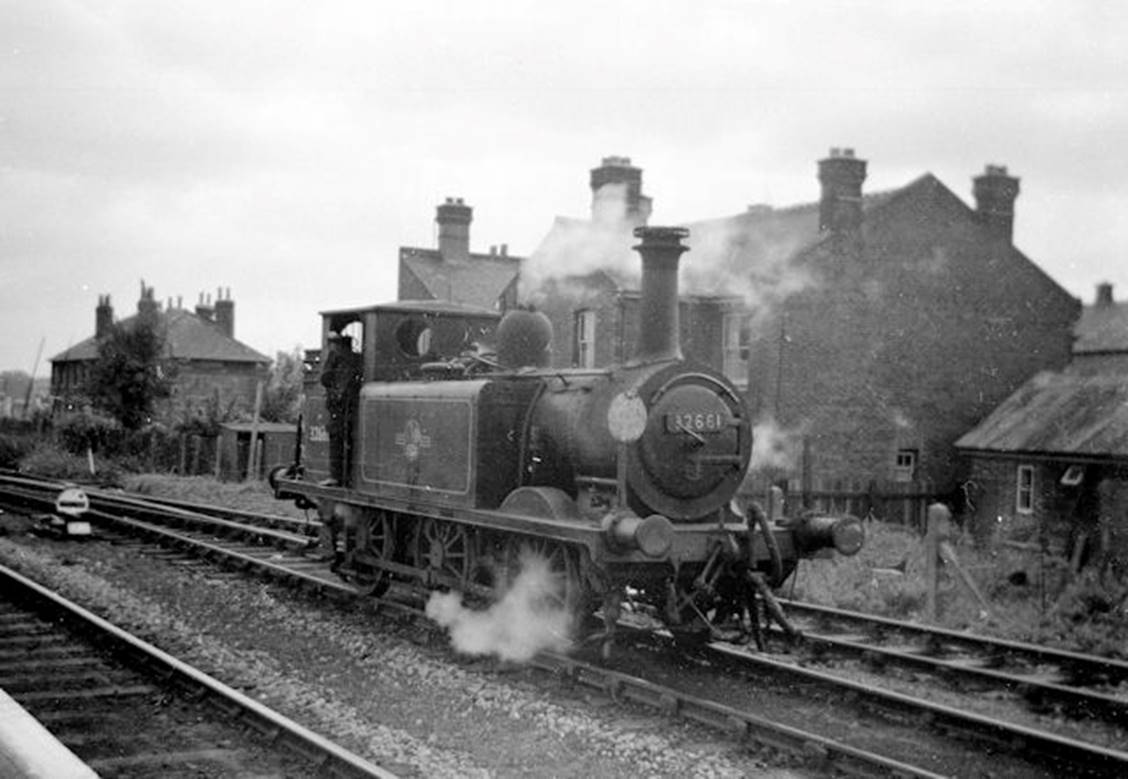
[273,226,862,649]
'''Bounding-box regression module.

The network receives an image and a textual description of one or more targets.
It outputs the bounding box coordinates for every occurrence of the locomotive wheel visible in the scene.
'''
[504,538,588,622]
[416,519,471,590]
[352,512,394,597]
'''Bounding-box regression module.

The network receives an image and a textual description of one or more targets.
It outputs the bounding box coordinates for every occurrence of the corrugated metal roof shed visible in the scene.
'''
[955,368,1128,458]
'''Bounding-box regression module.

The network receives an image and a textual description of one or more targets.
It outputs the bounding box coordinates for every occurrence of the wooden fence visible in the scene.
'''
[739,476,946,531]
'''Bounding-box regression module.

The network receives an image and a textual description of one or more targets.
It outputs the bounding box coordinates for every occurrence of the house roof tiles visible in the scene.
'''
[1074,299,1128,354]
[51,308,270,365]
[399,248,520,309]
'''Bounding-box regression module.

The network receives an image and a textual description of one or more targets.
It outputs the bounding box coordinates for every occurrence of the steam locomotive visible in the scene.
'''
[272,226,862,650]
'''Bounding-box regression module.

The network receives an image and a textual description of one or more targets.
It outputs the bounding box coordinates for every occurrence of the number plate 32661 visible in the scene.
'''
[665,411,726,434]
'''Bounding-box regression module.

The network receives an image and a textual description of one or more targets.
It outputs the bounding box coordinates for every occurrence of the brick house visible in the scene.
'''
[50,283,270,420]
[530,151,1079,499]
[398,198,521,310]
[955,283,1128,561]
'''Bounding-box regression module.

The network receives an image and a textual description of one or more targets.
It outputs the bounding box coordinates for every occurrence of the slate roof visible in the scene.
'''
[51,309,270,365]
[399,247,520,309]
[954,367,1128,459]
[1074,299,1128,354]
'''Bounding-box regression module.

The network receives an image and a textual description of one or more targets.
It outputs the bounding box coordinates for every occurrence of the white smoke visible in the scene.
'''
[749,419,803,472]
[522,183,639,296]
[523,181,819,338]
[682,217,815,337]
[425,552,574,663]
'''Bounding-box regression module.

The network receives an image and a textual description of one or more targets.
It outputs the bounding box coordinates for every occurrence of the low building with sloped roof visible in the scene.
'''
[50,283,270,420]
[956,283,1128,561]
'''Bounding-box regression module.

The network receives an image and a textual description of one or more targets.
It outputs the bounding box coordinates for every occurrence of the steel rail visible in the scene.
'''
[0,561,395,779]
[0,476,945,777]
[773,599,1128,725]
[702,644,1128,777]
[531,652,945,779]
[4,474,1124,775]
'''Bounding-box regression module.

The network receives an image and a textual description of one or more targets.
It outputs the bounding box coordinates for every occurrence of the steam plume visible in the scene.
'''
[425,552,574,662]
[524,182,819,337]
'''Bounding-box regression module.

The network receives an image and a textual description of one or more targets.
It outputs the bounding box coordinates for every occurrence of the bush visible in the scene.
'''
[0,434,33,469]
[1036,570,1128,658]
[56,412,124,456]
[18,441,123,486]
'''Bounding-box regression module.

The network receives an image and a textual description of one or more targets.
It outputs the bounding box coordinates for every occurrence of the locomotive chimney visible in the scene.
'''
[632,226,689,364]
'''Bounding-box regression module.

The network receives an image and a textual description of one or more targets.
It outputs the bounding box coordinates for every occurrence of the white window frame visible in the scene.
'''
[894,448,917,482]
[575,310,596,368]
[1016,464,1035,514]
[721,311,749,386]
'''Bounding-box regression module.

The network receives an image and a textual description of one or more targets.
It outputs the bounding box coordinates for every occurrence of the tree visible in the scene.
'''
[86,320,173,430]
[259,347,305,423]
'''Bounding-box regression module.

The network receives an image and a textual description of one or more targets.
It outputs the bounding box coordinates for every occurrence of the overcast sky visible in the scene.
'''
[2,0,1126,373]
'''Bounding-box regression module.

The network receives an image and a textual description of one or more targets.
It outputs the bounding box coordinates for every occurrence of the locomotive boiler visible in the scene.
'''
[273,226,863,649]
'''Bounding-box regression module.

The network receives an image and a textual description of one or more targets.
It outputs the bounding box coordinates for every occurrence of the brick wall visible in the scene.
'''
[749,180,1078,490]
[168,361,268,417]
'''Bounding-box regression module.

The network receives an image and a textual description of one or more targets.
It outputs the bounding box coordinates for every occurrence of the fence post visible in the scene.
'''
[214,435,222,480]
[245,382,263,483]
[925,503,951,622]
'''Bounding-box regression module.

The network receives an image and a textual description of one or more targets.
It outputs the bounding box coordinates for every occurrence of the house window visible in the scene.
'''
[894,449,917,482]
[722,312,749,385]
[1060,465,1084,486]
[575,310,596,368]
[1016,464,1035,514]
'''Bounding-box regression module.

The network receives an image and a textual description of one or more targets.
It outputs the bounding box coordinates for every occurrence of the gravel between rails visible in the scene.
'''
[0,517,807,778]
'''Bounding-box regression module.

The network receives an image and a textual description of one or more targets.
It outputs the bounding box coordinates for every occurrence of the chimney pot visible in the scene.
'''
[973,164,1020,243]
[1097,282,1114,307]
[215,288,235,337]
[436,197,473,261]
[95,293,114,338]
[590,156,651,225]
[818,147,867,234]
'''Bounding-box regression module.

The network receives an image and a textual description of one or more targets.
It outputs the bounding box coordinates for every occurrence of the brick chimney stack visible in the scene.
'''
[436,197,472,262]
[195,291,214,322]
[1096,282,1114,307]
[95,294,113,338]
[590,156,652,226]
[137,281,160,325]
[818,147,867,234]
[214,286,234,338]
[973,164,1020,243]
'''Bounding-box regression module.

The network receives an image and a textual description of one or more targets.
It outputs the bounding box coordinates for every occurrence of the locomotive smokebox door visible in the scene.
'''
[608,391,647,443]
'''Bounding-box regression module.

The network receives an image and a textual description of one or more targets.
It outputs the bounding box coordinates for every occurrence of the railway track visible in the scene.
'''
[778,598,1128,723]
[0,560,392,778]
[2,473,1127,775]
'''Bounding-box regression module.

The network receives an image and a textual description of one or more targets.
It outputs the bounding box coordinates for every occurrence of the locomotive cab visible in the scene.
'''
[297,301,501,484]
